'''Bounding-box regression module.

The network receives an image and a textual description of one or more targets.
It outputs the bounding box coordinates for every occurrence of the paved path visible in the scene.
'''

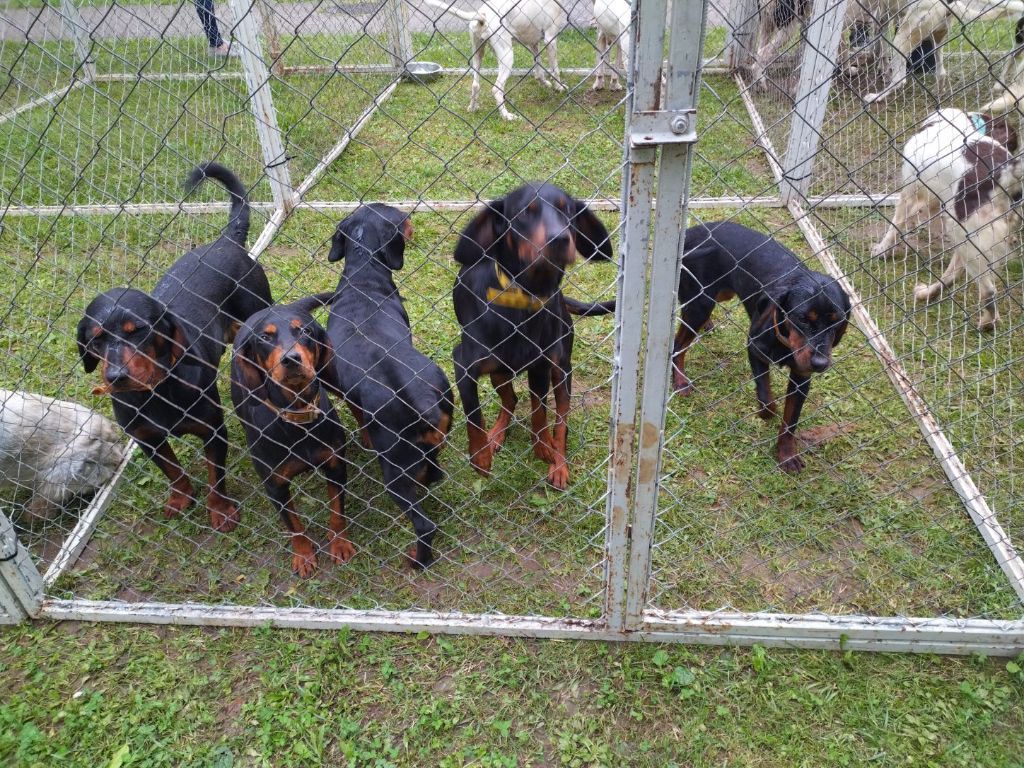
[1,0,729,42]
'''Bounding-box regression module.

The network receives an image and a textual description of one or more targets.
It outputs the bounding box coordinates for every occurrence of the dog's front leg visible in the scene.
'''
[592,32,608,90]
[380,458,437,569]
[545,30,565,91]
[454,347,493,475]
[265,478,317,577]
[136,435,196,520]
[548,364,571,489]
[527,363,555,464]
[487,371,518,453]
[469,32,484,112]
[776,373,811,474]
[325,458,356,564]
[530,42,553,88]
[201,419,240,533]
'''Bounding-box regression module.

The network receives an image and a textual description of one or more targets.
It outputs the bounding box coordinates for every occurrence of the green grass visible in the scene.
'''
[1,623,1023,767]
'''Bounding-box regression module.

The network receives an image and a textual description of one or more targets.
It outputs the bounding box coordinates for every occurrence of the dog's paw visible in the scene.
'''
[163,483,195,519]
[870,241,892,259]
[610,79,622,91]
[547,461,569,490]
[470,444,493,476]
[977,313,998,333]
[673,371,693,396]
[777,451,805,474]
[328,535,356,564]
[405,545,433,570]
[533,437,556,463]
[500,111,519,122]
[552,82,566,92]
[207,494,239,533]
[756,402,777,420]
[292,548,318,579]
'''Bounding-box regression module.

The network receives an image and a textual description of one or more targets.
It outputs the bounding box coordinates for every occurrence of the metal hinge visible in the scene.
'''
[628,109,697,148]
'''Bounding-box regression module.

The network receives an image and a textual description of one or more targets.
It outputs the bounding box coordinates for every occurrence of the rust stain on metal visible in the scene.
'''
[637,421,660,485]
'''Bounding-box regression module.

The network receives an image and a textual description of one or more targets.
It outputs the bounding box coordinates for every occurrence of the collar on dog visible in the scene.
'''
[261,397,322,425]
[969,112,987,136]
[772,305,795,351]
[486,262,548,312]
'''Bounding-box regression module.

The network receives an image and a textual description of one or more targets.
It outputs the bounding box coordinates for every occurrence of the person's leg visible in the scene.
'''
[195,0,223,49]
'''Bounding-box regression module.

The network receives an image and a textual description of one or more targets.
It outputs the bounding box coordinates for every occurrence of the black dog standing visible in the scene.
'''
[326,204,454,569]
[672,222,850,473]
[77,163,272,530]
[231,298,353,578]
[451,182,615,489]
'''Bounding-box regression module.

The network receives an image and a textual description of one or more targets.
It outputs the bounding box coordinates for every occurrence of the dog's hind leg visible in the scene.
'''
[872,187,926,258]
[672,296,715,394]
[468,29,484,112]
[529,42,553,88]
[914,247,964,303]
[491,36,518,120]
[545,30,566,91]
[592,31,608,90]
[380,456,437,569]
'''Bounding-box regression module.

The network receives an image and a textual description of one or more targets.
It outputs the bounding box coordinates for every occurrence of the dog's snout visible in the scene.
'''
[105,363,131,385]
[810,352,831,372]
[281,350,304,369]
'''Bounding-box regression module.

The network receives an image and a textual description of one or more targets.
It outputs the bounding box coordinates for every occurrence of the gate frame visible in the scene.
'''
[2,0,1024,656]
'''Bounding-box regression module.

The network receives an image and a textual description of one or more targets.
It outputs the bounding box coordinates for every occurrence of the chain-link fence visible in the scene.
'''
[1,0,1022,653]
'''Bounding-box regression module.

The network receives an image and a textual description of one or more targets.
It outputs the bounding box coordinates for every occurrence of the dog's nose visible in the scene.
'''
[281,350,304,369]
[810,353,831,372]
[548,231,571,249]
[105,364,131,385]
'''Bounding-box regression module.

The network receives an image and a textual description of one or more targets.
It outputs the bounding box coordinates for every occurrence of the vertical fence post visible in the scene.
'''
[259,0,285,78]
[726,0,760,71]
[60,0,96,82]
[385,0,413,72]
[622,0,708,629]
[780,0,848,203]
[228,0,296,215]
[0,511,44,621]
[604,0,707,631]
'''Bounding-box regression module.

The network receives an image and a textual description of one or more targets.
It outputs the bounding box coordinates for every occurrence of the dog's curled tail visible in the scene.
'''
[187,162,251,247]
[287,292,337,314]
[564,297,616,317]
[419,0,482,22]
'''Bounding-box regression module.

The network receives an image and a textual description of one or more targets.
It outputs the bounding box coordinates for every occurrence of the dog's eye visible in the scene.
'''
[259,332,273,343]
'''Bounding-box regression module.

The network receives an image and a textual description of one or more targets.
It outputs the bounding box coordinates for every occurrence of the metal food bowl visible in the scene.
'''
[404,61,442,84]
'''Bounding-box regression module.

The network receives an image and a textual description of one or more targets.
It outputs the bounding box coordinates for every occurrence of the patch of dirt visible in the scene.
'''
[798,421,857,449]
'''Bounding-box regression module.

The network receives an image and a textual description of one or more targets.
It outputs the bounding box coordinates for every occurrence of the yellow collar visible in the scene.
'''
[261,397,322,425]
[486,262,548,312]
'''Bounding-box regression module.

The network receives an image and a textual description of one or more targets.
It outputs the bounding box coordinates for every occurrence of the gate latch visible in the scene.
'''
[629,109,697,148]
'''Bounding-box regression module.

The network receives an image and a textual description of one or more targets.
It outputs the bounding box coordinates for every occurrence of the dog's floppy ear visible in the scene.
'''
[308,321,343,396]
[752,287,791,341]
[454,198,505,265]
[230,321,264,392]
[571,198,613,261]
[327,218,352,263]
[76,313,100,373]
[379,216,408,272]
[831,282,852,347]
[155,311,192,368]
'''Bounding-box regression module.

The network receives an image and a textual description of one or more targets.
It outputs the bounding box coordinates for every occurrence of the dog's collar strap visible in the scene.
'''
[261,397,322,425]
[486,262,547,312]
[969,112,987,136]
[772,305,795,351]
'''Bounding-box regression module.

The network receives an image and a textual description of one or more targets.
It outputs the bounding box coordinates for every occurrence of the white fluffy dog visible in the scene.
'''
[592,0,631,91]
[0,389,124,517]
[872,108,1023,330]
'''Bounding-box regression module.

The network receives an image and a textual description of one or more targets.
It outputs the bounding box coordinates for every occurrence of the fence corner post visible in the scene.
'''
[0,512,44,621]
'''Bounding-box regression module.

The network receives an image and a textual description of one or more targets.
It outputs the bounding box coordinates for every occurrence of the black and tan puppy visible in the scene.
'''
[77,162,272,531]
[231,297,353,578]
[452,182,615,490]
[326,204,454,569]
[672,222,850,473]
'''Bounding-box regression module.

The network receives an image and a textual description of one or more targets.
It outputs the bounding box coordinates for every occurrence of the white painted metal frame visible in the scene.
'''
[1,0,1023,660]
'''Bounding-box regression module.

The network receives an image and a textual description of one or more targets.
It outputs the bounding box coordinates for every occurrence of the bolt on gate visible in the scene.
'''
[1,0,1024,655]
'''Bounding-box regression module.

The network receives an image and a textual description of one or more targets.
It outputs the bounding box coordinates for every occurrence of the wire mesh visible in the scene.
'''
[0,0,1021,645]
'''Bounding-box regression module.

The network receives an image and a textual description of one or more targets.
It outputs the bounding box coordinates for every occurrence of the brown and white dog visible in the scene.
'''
[872,108,1023,330]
